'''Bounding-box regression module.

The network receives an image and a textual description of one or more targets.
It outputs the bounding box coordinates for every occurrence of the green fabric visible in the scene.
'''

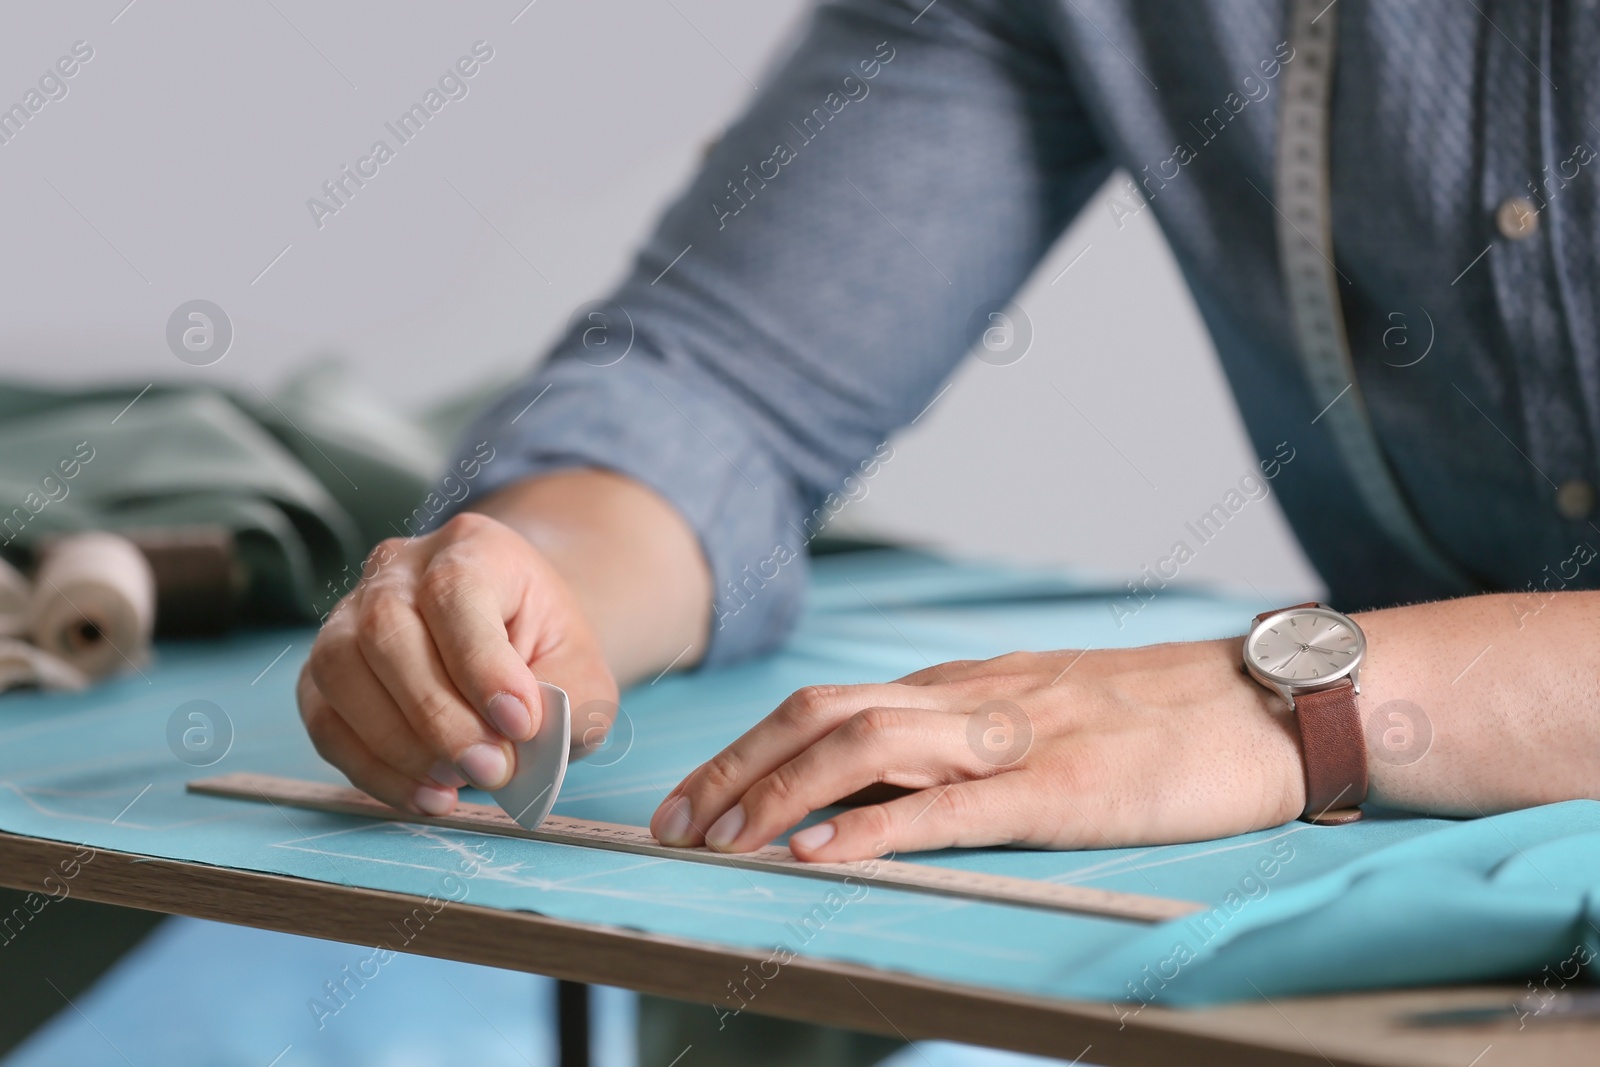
[0,362,494,624]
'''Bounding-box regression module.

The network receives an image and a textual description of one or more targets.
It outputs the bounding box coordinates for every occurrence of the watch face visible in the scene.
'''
[1246,607,1364,687]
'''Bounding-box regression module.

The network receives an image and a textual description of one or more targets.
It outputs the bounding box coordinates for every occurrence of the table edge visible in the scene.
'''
[0,830,1549,1067]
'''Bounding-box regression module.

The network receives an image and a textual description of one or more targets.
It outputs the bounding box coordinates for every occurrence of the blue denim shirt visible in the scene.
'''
[444,0,1600,665]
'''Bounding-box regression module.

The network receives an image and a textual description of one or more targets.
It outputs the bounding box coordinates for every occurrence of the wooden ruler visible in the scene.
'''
[189,772,1199,923]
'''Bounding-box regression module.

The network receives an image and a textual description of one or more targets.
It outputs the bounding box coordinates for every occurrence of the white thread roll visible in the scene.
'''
[27,532,156,681]
[0,556,28,638]
[0,637,88,691]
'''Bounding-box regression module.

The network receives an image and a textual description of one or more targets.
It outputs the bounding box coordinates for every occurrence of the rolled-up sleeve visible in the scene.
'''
[436,0,1111,665]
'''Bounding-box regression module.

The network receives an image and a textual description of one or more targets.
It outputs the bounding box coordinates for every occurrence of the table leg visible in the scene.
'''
[557,979,591,1067]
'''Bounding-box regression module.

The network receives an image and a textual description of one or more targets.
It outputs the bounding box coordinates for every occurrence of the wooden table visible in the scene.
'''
[3,830,1589,1067]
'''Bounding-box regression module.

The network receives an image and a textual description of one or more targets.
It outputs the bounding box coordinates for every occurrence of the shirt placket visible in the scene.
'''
[1479,0,1596,527]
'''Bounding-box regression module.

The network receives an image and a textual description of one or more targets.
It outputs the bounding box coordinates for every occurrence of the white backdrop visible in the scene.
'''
[0,0,1320,604]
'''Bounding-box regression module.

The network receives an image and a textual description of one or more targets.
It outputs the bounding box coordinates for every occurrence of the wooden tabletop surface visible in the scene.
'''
[1,830,1591,1067]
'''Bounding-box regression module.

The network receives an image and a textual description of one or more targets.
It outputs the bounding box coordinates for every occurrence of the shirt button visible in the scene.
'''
[1556,479,1595,520]
[1496,197,1539,239]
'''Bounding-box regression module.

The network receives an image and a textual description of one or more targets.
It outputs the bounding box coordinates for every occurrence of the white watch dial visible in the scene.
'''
[1249,609,1363,685]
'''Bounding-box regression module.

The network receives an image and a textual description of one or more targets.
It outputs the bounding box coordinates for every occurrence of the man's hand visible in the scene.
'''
[651,587,1600,860]
[298,511,617,817]
[649,640,1305,861]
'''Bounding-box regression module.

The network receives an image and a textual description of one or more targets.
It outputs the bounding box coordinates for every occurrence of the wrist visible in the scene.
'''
[1200,637,1310,826]
[474,469,713,686]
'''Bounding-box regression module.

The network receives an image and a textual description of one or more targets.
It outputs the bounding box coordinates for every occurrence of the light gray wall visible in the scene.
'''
[0,0,1320,604]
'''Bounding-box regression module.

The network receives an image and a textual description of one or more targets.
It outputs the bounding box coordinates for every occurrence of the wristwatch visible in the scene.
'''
[1242,602,1368,824]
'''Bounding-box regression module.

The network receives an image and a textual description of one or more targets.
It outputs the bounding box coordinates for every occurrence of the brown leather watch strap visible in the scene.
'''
[1292,681,1367,824]
[1253,602,1368,825]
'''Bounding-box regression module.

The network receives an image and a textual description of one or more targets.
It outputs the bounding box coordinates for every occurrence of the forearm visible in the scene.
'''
[470,468,712,688]
[1354,590,1600,814]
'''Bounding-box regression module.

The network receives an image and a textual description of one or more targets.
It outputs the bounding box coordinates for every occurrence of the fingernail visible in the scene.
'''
[413,783,457,816]
[428,761,467,789]
[656,795,693,845]
[789,821,836,852]
[458,743,510,791]
[705,805,745,850]
[487,692,532,738]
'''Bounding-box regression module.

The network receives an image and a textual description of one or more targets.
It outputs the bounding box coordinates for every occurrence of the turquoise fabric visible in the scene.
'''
[0,549,1592,1014]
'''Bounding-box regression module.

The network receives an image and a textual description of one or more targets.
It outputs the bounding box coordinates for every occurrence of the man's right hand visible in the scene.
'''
[297,511,618,817]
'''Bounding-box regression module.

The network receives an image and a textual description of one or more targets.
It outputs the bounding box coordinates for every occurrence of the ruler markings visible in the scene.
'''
[187,772,1199,923]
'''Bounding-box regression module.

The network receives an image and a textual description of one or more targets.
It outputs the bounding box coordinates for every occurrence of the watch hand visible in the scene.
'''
[1277,647,1307,672]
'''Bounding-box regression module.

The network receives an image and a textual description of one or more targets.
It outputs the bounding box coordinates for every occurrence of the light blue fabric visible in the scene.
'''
[1,916,641,1067]
[1,550,1594,1025]
[438,0,1600,665]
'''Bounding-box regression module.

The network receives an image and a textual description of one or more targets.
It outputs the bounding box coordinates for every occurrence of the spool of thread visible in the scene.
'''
[0,638,88,691]
[27,532,156,681]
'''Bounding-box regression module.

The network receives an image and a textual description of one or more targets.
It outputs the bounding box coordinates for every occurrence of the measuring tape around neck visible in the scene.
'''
[1276,0,1477,594]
